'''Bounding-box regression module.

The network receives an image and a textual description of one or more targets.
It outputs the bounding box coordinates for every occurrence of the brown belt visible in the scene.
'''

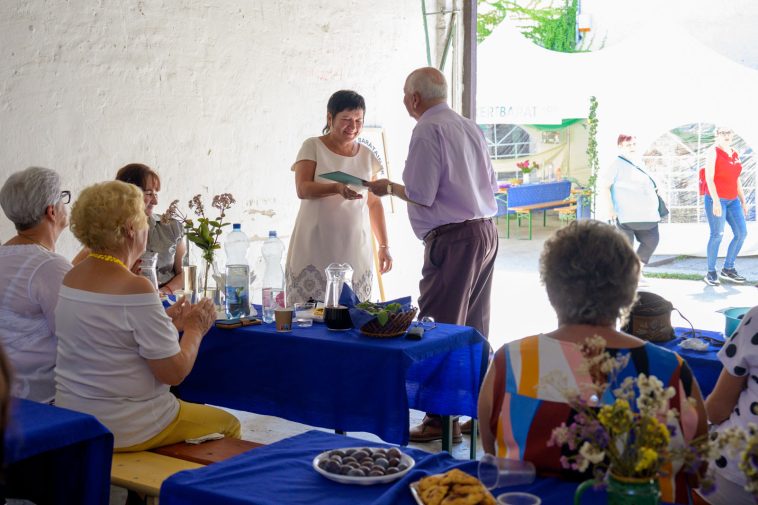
[423,217,492,243]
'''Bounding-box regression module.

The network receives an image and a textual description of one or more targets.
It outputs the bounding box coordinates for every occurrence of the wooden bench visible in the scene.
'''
[111,452,203,504]
[557,204,578,223]
[112,438,263,503]
[152,438,263,465]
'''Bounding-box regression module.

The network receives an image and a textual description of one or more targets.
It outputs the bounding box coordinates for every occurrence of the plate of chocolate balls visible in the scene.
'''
[312,446,415,485]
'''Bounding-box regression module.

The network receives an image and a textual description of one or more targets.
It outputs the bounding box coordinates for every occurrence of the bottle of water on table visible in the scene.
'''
[224,223,251,318]
[261,230,285,323]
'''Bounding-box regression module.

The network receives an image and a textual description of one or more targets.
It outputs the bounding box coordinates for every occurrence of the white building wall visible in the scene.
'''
[0,0,430,302]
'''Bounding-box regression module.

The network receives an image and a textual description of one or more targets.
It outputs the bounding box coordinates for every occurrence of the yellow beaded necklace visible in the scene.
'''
[88,253,128,270]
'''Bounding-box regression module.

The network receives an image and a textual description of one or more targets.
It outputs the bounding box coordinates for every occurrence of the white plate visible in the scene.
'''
[312,446,415,485]
[409,481,424,504]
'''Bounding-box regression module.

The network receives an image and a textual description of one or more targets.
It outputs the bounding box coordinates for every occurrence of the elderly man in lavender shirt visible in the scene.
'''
[366,67,499,443]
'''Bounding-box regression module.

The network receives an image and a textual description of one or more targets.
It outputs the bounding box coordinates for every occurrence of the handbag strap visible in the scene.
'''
[619,156,659,192]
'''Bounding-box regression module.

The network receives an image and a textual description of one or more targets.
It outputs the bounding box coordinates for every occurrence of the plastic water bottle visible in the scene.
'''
[224,223,250,318]
[261,230,285,324]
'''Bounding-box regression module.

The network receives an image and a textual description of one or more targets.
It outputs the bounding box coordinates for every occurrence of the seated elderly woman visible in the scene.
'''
[73,163,185,295]
[0,167,71,403]
[55,181,240,451]
[704,306,758,505]
[478,220,707,504]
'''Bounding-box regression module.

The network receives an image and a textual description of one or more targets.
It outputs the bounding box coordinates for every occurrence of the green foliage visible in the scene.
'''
[585,96,599,213]
[356,301,403,327]
[478,0,578,53]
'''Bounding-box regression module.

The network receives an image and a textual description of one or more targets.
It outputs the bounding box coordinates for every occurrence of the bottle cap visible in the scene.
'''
[269,230,277,237]
[233,223,241,230]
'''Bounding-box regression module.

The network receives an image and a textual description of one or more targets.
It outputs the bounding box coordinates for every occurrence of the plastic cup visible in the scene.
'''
[478,454,536,490]
[496,492,541,505]
[275,308,293,332]
[294,302,315,328]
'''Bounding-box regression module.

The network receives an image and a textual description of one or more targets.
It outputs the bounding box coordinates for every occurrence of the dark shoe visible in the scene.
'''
[461,418,473,435]
[703,271,720,286]
[720,268,746,284]
[409,416,462,443]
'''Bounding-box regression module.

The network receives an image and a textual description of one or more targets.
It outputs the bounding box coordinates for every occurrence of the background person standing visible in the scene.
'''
[366,67,498,442]
[702,127,748,286]
[599,134,662,268]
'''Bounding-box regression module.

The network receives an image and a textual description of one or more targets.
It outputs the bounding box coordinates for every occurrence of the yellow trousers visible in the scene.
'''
[115,400,241,452]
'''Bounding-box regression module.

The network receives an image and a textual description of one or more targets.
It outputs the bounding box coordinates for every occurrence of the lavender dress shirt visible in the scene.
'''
[402,103,498,239]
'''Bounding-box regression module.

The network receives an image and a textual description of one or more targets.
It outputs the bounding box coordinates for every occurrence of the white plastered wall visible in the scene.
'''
[0,0,437,303]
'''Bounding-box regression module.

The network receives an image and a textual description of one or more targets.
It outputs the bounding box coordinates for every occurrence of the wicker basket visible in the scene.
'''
[360,308,418,338]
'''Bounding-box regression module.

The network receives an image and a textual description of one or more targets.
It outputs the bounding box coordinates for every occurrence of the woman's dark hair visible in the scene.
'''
[322,90,366,134]
[115,163,160,191]
[540,220,640,326]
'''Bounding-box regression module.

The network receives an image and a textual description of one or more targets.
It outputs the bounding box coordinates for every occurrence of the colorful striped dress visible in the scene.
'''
[487,335,701,504]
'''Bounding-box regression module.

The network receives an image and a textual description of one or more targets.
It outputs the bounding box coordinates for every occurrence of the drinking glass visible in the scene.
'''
[478,454,535,490]
[496,492,541,505]
[294,302,315,328]
[139,252,159,290]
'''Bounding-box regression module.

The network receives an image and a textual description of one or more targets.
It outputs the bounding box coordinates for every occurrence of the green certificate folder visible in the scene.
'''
[319,171,368,186]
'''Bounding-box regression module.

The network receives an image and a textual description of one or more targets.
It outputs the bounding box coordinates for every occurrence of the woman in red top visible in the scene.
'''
[703,127,748,286]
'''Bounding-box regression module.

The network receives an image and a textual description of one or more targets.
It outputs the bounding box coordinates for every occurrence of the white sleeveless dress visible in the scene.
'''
[285,137,381,305]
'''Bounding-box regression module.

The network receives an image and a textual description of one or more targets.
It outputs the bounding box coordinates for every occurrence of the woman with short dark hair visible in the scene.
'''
[0,167,71,403]
[478,220,707,504]
[285,90,392,303]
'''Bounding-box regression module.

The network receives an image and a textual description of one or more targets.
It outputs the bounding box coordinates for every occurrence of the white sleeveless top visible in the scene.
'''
[285,137,382,304]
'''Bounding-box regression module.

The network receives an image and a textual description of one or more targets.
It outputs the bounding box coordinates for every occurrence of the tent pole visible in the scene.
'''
[421,0,432,67]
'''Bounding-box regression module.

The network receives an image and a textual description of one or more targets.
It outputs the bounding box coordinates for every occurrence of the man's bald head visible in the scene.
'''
[403,67,448,119]
[404,67,447,102]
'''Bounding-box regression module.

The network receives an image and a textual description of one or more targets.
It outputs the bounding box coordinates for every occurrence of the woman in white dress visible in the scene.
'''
[286,90,392,304]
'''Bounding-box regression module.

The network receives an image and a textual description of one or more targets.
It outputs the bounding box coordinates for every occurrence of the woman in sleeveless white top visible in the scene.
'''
[286,90,392,304]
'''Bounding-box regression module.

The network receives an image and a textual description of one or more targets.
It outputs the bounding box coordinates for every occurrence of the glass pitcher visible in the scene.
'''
[324,263,353,307]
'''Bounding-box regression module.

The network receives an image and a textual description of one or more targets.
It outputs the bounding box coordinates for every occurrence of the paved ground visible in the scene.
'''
[646,253,758,282]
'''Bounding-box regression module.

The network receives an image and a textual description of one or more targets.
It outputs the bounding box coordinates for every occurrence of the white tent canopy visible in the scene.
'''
[477,20,758,256]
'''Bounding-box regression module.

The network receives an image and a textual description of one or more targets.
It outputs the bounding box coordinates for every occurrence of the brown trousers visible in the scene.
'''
[418,218,498,340]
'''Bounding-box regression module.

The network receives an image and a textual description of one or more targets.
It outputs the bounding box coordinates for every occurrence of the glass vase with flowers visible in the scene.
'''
[516,160,539,184]
[163,193,235,305]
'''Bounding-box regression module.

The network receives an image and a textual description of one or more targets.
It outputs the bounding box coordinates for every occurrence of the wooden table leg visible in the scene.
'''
[469,419,478,460]
[441,415,453,453]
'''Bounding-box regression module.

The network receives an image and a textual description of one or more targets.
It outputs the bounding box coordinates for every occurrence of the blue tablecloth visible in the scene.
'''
[161,430,612,505]
[657,327,724,397]
[177,320,487,445]
[4,398,113,505]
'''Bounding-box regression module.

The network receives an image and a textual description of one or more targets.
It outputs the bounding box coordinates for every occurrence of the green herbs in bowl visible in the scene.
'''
[355,302,403,327]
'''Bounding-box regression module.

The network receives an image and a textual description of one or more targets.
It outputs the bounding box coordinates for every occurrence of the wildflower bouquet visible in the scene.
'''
[163,193,236,296]
[547,336,692,482]
[516,160,539,174]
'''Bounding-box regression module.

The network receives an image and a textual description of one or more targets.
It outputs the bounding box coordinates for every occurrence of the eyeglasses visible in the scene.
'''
[143,190,159,199]
[58,190,71,205]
